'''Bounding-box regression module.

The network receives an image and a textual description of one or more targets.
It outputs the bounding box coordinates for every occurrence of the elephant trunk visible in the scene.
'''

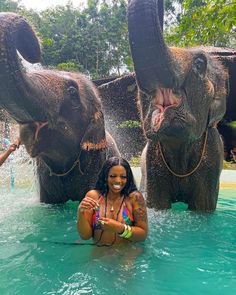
[128,0,182,94]
[0,13,46,123]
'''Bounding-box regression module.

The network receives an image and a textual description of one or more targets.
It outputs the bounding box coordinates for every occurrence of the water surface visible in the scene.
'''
[0,161,235,295]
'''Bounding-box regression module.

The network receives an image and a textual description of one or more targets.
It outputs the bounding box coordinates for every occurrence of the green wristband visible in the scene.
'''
[124,225,132,239]
[119,224,128,237]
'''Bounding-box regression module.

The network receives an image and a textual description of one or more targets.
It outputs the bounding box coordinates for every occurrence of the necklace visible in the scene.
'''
[107,195,122,213]
[95,195,124,247]
[106,196,124,218]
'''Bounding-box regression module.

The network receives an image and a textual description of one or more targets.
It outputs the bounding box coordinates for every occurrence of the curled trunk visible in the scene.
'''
[128,0,182,94]
[0,13,46,122]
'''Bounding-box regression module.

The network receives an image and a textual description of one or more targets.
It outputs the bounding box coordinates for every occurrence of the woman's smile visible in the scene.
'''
[113,184,122,190]
[107,165,127,193]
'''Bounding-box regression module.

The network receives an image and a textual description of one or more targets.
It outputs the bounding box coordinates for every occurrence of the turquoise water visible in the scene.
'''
[0,165,236,295]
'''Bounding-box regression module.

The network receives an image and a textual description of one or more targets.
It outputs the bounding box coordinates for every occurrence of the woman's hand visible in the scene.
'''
[98,217,124,234]
[78,196,99,213]
[8,143,18,152]
[8,139,21,152]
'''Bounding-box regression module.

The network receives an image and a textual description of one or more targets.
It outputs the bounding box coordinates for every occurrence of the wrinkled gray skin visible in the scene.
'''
[0,13,119,204]
[128,0,230,212]
[95,60,235,162]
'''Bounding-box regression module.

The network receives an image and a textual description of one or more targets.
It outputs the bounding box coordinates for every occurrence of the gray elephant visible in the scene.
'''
[127,0,236,211]
[96,66,235,162]
[0,12,119,204]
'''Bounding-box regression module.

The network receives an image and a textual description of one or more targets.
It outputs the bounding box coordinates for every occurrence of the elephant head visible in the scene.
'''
[0,13,119,203]
[19,71,108,174]
[127,0,232,212]
[128,0,228,143]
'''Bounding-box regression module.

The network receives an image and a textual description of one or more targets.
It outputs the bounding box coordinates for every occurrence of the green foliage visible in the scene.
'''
[165,0,236,48]
[223,160,236,169]
[0,0,19,12]
[21,0,130,79]
[226,121,236,129]
[118,120,141,129]
[129,156,141,167]
[42,38,53,47]
[2,0,235,78]
[56,61,79,71]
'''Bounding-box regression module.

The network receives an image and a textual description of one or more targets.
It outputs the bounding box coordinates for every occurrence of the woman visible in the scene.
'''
[77,157,148,246]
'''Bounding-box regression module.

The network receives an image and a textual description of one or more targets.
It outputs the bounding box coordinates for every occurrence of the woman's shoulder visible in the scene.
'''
[85,189,101,200]
[127,190,145,203]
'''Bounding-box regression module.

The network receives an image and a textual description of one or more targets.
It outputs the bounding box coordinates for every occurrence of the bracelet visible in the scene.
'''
[119,224,128,237]
[119,224,132,239]
[124,226,132,239]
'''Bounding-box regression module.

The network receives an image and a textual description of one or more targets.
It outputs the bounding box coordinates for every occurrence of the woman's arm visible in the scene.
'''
[0,139,20,166]
[77,190,99,240]
[0,149,12,166]
[127,191,148,242]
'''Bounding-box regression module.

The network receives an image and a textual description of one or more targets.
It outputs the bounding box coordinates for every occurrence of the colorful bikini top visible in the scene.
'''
[92,195,134,230]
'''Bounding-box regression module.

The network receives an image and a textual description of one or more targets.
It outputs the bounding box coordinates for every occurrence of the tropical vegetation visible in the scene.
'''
[0,0,235,78]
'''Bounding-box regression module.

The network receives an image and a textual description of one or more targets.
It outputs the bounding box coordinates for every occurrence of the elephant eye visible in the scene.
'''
[68,86,80,108]
[57,120,68,131]
[68,86,77,96]
[193,56,207,77]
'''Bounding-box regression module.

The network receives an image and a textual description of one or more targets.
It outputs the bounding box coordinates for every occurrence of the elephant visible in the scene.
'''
[96,74,146,160]
[2,70,235,163]
[0,12,120,204]
[96,67,235,162]
[127,0,236,211]
[93,48,236,163]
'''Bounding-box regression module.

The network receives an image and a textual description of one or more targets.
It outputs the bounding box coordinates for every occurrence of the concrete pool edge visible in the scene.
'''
[131,167,236,190]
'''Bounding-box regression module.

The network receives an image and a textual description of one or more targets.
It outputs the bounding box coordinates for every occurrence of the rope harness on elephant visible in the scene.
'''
[44,117,105,177]
[158,129,208,178]
[45,148,85,177]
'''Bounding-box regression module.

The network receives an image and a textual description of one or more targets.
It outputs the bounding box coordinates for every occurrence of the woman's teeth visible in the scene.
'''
[113,184,121,189]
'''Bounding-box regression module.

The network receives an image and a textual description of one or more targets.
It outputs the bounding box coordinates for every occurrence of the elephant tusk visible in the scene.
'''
[34,122,48,140]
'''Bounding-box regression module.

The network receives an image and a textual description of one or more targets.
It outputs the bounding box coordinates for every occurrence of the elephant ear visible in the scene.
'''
[208,48,236,126]
[218,53,236,122]
[208,80,228,127]
[208,62,229,127]
[208,97,226,128]
[81,111,107,151]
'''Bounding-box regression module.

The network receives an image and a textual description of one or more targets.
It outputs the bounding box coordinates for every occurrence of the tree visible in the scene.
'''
[0,0,19,11]
[32,0,130,78]
[165,0,236,48]
[1,0,234,78]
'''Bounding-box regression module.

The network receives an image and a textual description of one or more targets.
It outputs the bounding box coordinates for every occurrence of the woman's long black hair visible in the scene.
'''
[94,157,137,197]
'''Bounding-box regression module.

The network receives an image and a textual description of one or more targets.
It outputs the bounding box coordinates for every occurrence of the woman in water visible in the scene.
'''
[77,157,148,246]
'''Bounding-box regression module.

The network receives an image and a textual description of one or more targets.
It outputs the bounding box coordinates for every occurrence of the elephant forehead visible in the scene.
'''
[170,47,192,73]
[29,71,69,99]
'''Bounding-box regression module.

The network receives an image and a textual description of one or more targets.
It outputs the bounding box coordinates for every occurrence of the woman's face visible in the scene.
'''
[107,165,127,194]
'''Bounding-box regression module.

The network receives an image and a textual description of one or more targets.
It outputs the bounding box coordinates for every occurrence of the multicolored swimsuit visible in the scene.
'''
[92,196,134,230]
